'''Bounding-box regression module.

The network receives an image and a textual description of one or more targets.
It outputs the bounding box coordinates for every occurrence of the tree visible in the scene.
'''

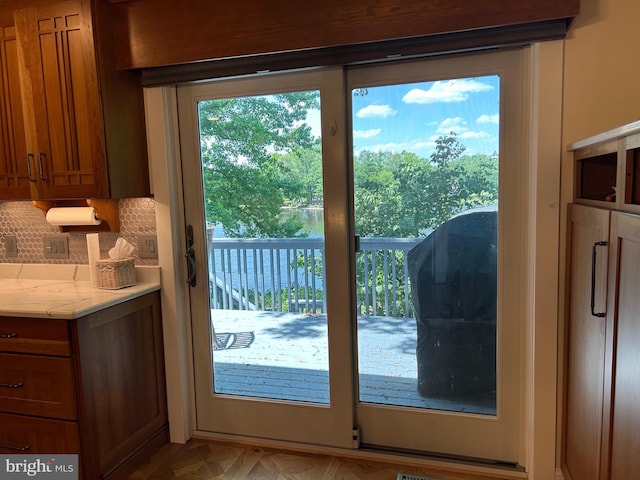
[198,91,320,237]
[274,146,323,207]
[353,133,499,316]
[354,133,498,238]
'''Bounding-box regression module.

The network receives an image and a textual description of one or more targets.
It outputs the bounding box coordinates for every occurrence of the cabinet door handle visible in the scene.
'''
[0,333,17,339]
[26,153,37,182]
[0,382,23,388]
[590,241,607,318]
[38,152,49,182]
[0,443,30,451]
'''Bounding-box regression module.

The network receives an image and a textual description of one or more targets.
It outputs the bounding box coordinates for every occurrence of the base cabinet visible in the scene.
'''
[605,212,640,479]
[563,205,640,480]
[563,204,609,480]
[0,291,167,480]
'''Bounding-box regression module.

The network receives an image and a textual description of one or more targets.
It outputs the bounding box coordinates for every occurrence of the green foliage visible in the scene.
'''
[354,132,498,238]
[199,91,498,318]
[274,147,323,207]
[198,89,496,242]
[198,91,320,237]
[353,133,498,316]
[357,250,412,317]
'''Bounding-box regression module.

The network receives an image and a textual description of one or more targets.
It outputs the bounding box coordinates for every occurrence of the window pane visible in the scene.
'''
[353,76,499,415]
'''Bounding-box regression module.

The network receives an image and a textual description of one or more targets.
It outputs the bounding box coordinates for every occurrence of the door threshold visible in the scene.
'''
[192,431,527,479]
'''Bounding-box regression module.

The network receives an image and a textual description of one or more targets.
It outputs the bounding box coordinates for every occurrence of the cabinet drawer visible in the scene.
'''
[0,317,70,356]
[0,412,79,454]
[0,353,76,420]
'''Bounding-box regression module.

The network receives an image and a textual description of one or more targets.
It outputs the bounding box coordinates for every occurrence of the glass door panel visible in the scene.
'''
[178,69,354,447]
[348,50,525,462]
[353,76,499,414]
[198,91,330,403]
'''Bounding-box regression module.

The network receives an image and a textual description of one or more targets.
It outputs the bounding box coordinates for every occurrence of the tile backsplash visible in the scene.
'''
[0,198,158,265]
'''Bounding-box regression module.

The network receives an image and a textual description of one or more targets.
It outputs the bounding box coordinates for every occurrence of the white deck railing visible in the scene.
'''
[208,237,421,318]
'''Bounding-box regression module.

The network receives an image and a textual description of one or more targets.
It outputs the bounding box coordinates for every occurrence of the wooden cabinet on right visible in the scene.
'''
[572,120,640,213]
[564,120,640,480]
[564,204,609,480]
[603,212,640,479]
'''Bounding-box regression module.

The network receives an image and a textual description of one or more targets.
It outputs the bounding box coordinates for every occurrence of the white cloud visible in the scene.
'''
[356,142,405,153]
[436,117,467,134]
[411,139,437,150]
[354,138,436,156]
[402,79,493,104]
[460,131,491,139]
[353,129,382,139]
[477,114,499,124]
[356,104,397,118]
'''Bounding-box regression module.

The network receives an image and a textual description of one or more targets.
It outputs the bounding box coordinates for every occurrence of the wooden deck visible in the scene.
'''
[210,310,495,415]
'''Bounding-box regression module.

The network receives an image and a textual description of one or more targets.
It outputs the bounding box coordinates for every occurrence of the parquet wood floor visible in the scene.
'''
[128,439,520,480]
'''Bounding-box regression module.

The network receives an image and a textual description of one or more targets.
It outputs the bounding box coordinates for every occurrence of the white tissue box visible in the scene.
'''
[96,257,136,289]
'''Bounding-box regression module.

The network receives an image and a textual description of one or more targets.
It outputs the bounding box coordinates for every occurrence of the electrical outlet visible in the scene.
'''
[4,235,17,257]
[138,234,158,259]
[43,235,69,259]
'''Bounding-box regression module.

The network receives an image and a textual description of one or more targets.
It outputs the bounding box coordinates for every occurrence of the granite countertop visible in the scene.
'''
[0,263,161,319]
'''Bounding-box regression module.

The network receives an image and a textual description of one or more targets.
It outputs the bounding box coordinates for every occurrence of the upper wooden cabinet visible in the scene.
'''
[0,10,31,200]
[570,120,640,214]
[0,0,149,201]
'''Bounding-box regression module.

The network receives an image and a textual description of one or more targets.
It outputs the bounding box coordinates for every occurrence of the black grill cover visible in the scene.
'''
[407,206,497,399]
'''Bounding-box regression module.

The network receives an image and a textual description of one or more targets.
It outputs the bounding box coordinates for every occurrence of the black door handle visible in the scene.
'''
[590,240,607,318]
[26,153,36,182]
[186,224,197,287]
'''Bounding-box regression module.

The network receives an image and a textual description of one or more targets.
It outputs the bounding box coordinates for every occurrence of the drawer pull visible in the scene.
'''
[0,443,30,451]
[0,333,18,339]
[0,382,23,389]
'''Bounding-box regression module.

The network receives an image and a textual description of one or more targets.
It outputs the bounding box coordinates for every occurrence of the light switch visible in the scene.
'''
[4,236,17,258]
[138,235,158,259]
[43,236,69,259]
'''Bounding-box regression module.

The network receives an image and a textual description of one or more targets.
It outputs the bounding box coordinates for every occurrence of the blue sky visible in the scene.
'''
[350,75,500,158]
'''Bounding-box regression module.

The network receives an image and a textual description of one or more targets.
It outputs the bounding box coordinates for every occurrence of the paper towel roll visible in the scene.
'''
[46,207,102,226]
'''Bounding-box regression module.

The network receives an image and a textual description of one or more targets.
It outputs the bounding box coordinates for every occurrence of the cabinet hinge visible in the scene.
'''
[352,425,360,448]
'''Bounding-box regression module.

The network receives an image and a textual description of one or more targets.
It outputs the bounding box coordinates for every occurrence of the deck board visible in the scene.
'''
[210,309,495,415]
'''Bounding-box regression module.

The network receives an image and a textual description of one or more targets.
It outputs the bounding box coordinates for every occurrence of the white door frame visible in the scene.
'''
[144,40,564,477]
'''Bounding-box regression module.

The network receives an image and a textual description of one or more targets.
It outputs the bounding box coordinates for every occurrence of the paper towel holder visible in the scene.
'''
[33,199,120,233]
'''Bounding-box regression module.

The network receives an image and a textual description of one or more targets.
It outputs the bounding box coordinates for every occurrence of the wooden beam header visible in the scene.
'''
[112,0,580,70]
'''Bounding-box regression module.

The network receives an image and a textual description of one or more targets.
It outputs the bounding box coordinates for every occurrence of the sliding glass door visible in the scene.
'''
[348,52,524,461]
[178,49,526,462]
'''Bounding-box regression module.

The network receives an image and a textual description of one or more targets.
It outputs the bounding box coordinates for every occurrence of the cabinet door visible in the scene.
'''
[75,292,167,478]
[15,0,107,200]
[564,204,610,480]
[605,212,640,480]
[0,10,31,200]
